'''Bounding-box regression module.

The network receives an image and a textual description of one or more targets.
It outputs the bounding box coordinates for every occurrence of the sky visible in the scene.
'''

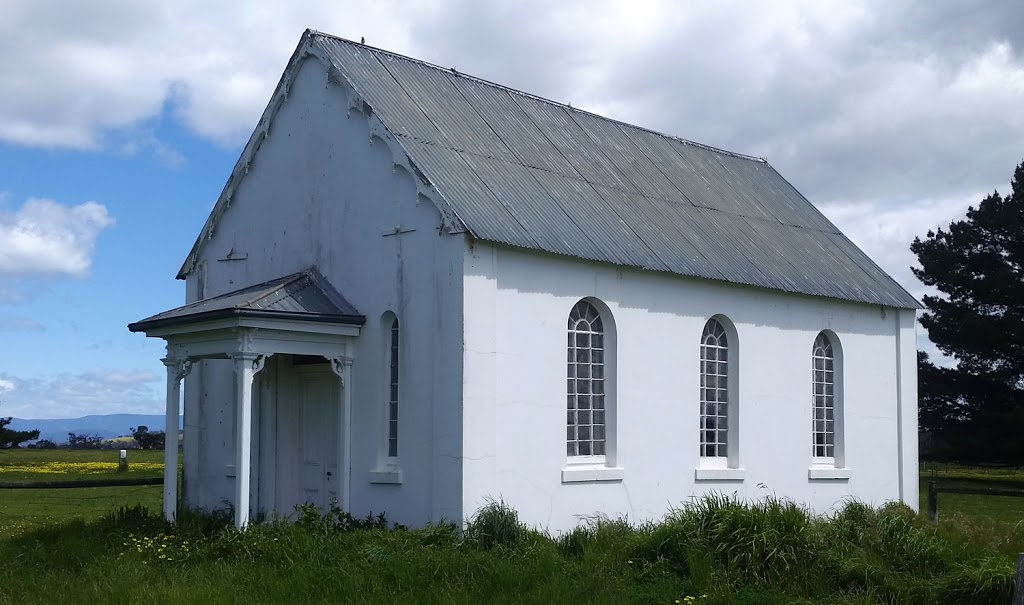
[1,0,1022,419]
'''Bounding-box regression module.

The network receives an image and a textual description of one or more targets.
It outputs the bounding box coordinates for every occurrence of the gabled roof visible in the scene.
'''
[129,267,364,332]
[179,30,920,309]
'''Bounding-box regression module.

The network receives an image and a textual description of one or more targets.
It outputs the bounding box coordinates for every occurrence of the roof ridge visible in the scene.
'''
[308,31,766,164]
[245,269,312,308]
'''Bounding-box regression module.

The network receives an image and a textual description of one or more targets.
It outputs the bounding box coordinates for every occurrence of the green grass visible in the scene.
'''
[919,463,1024,529]
[0,454,1021,604]
[0,497,1016,605]
[0,448,173,538]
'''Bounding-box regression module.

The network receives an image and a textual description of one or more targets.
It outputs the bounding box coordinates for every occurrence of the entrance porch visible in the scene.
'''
[129,268,364,528]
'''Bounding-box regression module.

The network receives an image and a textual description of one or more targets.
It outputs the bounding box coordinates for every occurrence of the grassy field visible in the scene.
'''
[0,452,1020,604]
[0,448,169,538]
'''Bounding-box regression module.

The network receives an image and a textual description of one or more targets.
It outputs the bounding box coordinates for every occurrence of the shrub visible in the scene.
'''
[465,499,528,551]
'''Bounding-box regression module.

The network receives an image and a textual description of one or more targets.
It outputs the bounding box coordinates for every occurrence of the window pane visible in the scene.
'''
[566,300,609,458]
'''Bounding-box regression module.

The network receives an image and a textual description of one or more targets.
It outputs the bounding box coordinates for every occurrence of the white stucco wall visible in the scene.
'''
[181,55,465,527]
[462,242,918,533]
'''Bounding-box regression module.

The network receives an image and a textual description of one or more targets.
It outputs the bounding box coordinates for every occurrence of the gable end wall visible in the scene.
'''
[180,55,465,526]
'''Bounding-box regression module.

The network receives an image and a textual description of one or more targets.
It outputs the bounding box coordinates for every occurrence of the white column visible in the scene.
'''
[330,357,353,513]
[161,357,191,523]
[233,353,265,529]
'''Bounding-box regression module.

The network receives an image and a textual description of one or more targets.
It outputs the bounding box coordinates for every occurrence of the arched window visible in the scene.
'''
[567,300,605,457]
[387,315,400,459]
[700,318,729,458]
[812,332,835,459]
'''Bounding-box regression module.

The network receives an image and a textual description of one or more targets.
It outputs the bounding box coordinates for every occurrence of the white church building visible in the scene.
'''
[130,30,920,531]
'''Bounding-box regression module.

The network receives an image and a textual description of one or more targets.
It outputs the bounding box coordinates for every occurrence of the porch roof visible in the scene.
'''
[128,267,365,333]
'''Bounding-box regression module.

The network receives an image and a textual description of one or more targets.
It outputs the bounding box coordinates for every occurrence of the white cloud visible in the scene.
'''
[0,369,160,419]
[0,198,115,277]
[0,0,416,149]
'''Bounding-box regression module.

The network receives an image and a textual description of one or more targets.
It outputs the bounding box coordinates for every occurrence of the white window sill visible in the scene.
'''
[694,467,746,481]
[368,469,403,484]
[808,467,851,480]
[561,466,624,483]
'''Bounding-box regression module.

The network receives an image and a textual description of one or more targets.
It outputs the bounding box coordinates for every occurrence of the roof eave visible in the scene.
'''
[128,307,367,334]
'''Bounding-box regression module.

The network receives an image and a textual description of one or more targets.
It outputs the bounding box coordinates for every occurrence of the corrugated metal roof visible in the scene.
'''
[308,33,920,309]
[129,267,364,332]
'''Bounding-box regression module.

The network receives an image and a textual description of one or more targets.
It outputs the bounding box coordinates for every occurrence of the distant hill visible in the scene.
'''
[6,414,180,444]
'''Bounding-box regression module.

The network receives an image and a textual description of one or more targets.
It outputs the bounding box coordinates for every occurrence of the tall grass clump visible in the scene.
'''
[464,498,531,550]
[634,494,814,584]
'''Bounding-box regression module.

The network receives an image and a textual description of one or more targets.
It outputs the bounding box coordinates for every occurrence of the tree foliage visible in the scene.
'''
[912,160,1024,463]
[66,432,104,449]
[131,425,166,450]
[0,411,39,449]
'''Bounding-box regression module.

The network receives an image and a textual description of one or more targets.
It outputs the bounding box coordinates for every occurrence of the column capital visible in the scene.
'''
[328,356,354,381]
[161,357,193,381]
[231,352,268,374]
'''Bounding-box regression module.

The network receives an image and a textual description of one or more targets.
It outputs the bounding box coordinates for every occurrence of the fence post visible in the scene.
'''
[1012,554,1024,605]
[118,449,128,473]
[927,480,938,523]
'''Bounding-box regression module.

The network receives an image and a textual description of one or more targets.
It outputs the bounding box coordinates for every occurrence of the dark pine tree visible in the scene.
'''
[0,404,40,449]
[912,160,1024,463]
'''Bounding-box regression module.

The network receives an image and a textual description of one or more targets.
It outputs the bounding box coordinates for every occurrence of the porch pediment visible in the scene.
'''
[128,267,365,360]
[129,266,364,334]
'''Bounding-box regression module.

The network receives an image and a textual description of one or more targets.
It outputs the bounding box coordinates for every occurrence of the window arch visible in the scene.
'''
[699,318,730,458]
[567,300,606,458]
[811,331,843,464]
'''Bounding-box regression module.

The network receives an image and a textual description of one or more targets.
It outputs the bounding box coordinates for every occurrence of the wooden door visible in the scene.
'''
[298,373,339,509]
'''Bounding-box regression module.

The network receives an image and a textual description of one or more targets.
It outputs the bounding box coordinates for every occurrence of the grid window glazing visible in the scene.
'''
[388,317,399,459]
[812,332,835,458]
[567,300,605,457]
[700,319,729,457]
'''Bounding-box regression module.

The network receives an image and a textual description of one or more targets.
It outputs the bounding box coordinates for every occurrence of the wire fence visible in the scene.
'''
[0,480,165,537]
